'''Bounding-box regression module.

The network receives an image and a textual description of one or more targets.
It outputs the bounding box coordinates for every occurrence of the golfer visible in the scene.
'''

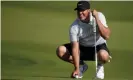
[56,1,111,79]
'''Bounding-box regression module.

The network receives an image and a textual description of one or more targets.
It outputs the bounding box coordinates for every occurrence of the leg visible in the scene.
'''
[97,49,110,64]
[56,44,88,78]
[56,44,89,64]
[96,43,111,64]
[56,45,74,64]
[95,43,111,79]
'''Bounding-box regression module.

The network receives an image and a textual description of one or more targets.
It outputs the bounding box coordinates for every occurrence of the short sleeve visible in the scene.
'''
[69,25,79,42]
[98,12,108,27]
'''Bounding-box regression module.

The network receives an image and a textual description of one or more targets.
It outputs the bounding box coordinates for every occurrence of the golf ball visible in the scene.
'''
[74,74,79,79]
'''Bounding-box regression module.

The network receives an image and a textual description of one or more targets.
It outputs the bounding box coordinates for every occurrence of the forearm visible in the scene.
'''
[95,16,110,40]
[72,48,79,70]
[72,43,80,70]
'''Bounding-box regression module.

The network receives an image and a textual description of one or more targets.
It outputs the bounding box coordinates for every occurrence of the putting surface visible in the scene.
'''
[1,1,133,80]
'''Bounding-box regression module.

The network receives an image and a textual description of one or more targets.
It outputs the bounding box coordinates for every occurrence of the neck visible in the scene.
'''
[81,20,89,23]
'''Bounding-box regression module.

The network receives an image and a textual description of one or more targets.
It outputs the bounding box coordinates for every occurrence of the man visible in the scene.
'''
[56,1,111,79]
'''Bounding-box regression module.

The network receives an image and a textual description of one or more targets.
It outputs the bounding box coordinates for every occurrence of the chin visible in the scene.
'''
[80,18,85,21]
[81,18,86,21]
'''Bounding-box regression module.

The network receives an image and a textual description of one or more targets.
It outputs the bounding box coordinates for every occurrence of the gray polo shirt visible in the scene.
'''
[69,12,108,47]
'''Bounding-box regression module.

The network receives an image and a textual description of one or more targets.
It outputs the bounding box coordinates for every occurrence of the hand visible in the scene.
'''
[92,9,98,18]
[71,69,80,78]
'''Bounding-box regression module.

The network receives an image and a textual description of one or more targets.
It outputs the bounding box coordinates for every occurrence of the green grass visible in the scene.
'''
[1,1,133,80]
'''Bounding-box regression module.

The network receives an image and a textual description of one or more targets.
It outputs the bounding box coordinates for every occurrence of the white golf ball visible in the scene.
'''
[74,74,79,79]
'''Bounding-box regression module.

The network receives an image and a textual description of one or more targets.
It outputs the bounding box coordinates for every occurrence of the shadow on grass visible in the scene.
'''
[1,53,37,66]
[32,75,70,78]
[1,40,57,66]
[2,75,70,79]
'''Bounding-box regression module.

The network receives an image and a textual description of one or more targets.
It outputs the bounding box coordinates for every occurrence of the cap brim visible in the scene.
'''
[74,8,78,10]
[74,7,86,11]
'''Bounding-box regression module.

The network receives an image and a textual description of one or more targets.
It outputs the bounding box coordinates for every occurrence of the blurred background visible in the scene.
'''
[1,1,133,80]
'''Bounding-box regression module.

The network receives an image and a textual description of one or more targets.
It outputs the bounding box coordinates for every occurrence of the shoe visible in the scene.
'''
[80,62,88,73]
[78,61,88,78]
[96,64,104,79]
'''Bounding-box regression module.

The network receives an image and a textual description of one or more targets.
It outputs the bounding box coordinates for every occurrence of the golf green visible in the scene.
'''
[1,1,133,80]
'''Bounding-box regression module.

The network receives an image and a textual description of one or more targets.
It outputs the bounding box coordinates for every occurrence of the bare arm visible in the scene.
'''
[92,10,111,40]
[95,16,111,40]
[71,41,80,71]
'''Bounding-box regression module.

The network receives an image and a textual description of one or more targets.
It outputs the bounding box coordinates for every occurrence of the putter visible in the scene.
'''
[90,12,97,76]
[92,16,97,80]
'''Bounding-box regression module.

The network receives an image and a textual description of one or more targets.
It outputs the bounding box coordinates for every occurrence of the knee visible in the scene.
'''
[56,46,66,58]
[98,50,109,63]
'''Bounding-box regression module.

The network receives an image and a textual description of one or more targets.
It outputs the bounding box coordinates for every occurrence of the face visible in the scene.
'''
[77,9,90,23]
